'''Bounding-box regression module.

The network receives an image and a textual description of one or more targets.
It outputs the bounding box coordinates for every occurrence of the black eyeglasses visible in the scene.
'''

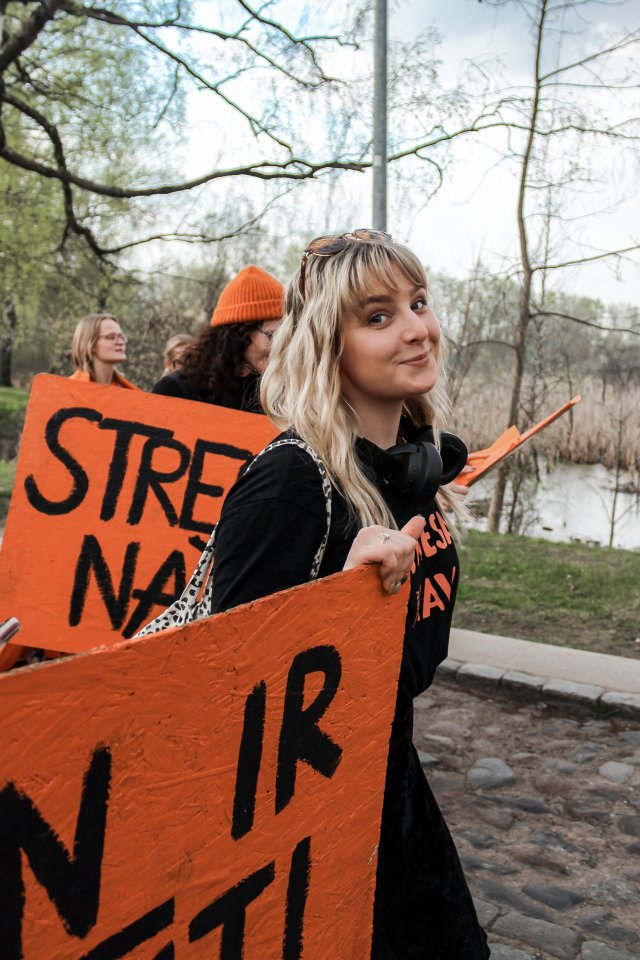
[299,228,393,297]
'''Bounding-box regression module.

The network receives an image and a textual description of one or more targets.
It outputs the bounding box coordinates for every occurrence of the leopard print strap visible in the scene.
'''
[135,437,332,637]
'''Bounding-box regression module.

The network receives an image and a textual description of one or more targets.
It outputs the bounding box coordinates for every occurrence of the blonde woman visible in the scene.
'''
[161,333,196,374]
[207,231,488,959]
[69,313,138,388]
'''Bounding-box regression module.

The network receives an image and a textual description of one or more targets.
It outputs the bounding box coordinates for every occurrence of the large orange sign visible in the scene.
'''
[0,375,277,654]
[0,565,405,960]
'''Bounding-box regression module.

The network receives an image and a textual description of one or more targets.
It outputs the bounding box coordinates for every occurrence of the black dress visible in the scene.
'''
[209,437,490,960]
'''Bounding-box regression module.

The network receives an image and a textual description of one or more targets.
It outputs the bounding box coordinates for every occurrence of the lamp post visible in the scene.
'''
[372,0,388,230]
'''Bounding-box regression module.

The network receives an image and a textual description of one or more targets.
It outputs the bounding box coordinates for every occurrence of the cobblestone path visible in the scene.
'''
[415,679,640,960]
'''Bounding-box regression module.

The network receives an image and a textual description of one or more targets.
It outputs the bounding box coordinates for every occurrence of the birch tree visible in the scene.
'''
[475,0,640,530]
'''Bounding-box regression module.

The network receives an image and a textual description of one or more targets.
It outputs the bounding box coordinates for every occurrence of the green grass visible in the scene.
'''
[455,529,640,658]
[0,388,27,522]
[0,459,16,521]
[0,385,29,414]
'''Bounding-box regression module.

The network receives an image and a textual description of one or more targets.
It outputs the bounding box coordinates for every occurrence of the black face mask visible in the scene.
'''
[357,426,468,507]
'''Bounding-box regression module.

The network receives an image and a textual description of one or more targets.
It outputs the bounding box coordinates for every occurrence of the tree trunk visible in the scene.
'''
[0,296,17,387]
[608,411,625,547]
[488,461,509,532]
[488,253,533,531]
[507,473,521,534]
[487,0,546,532]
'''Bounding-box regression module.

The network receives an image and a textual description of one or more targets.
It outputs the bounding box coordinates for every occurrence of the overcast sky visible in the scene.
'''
[181,0,639,307]
[380,0,639,307]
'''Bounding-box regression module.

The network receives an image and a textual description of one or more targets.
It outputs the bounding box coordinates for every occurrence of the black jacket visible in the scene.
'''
[209,434,489,959]
[152,369,262,411]
[210,436,459,701]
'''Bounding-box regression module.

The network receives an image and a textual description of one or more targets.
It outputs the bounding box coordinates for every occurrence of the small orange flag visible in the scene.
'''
[456,395,582,487]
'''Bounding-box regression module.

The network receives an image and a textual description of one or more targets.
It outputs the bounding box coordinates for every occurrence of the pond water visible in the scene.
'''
[469,462,640,550]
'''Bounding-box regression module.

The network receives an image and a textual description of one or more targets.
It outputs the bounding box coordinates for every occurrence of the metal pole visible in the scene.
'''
[372,0,388,230]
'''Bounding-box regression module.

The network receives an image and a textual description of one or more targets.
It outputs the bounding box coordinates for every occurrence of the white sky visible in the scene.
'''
[381,0,639,306]
[167,0,640,307]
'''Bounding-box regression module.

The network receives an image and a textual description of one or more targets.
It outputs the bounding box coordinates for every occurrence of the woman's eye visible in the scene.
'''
[412,297,427,311]
[368,312,387,326]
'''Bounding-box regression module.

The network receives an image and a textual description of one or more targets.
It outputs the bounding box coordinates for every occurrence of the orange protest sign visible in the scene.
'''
[0,565,405,960]
[0,375,277,655]
[456,395,582,487]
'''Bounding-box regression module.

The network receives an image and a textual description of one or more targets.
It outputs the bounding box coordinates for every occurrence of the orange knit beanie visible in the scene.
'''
[210,265,284,327]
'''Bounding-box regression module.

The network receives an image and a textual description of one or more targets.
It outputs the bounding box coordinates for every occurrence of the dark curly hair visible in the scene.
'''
[178,322,261,408]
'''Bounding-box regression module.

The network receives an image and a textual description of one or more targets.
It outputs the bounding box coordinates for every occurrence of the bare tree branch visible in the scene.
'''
[531,309,640,337]
[130,25,294,149]
[101,190,290,254]
[0,0,64,72]
[0,133,366,197]
[64,1,340,88]
[451,337,518,351]
[56,6,294,150]
[387,114,640,169]
[541,81,640,90]
[388,117,510,160]
[2,89,104,257]
[532,244,640,272]
[234,0,330,71]
[102,230,254,254]
[540,28,640,82]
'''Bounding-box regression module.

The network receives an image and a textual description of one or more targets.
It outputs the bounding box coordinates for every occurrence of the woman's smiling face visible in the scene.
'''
[339,263,440,413]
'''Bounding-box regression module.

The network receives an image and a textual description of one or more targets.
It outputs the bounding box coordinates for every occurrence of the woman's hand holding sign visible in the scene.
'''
[343,515,425,595]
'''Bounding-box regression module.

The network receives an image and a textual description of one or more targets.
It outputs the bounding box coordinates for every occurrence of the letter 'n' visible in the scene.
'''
[0,746,112,959]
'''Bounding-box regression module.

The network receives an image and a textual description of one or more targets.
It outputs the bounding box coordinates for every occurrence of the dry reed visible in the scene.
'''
[451,378,640,478]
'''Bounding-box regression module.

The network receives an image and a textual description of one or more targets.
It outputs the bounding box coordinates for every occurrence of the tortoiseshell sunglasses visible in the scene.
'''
[299,229,393,297]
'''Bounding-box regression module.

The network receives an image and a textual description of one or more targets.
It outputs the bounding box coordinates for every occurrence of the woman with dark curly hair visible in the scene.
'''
[151,265,283,410]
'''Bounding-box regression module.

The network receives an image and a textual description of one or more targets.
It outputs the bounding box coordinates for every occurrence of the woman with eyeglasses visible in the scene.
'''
[202,232,488,959]
[69,313,139,388]
[151,265,283,411]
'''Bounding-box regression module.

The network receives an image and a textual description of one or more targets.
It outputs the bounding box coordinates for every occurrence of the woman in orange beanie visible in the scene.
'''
[151,265,283,410]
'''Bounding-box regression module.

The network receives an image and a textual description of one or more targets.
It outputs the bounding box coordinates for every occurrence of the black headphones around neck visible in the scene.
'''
[358,425,468,507]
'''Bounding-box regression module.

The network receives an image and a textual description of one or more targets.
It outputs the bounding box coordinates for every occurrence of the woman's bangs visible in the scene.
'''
[340,243,427,317]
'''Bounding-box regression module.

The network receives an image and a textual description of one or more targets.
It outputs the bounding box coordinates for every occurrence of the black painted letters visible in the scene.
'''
[0,746,111,959]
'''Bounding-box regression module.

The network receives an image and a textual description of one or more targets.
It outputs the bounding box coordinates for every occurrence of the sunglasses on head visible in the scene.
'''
[299,228,393,298]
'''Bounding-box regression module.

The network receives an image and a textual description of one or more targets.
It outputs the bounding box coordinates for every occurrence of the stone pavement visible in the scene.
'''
[417,676,640,959]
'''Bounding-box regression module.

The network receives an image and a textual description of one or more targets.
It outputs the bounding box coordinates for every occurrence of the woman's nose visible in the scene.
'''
[403,311,430,341]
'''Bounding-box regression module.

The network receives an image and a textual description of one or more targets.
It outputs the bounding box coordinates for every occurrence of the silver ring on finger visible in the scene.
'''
[380,532,391,544]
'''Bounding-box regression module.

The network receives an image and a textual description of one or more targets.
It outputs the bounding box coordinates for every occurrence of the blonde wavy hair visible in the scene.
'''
[70,313,118,377]
[261,236,464,529]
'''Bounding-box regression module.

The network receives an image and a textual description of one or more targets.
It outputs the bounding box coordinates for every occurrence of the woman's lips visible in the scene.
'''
[400,352,431,365]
